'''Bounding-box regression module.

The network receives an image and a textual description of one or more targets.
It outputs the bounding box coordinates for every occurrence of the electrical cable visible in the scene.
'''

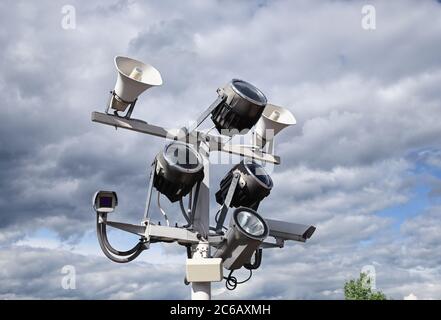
[244,249,262,270]
[179,198,192,226]
[224,269,253,291]
[223,249,261,290]
[188,189,192,216]
[211,206,228,232]
[186,245,192,259]
[157,192,170,226]
[214,207,221,223]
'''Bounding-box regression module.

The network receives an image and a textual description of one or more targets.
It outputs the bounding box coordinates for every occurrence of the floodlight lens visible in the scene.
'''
[164,143,201,170]
[245,162,272,188]
[236,210,266,237]
[231,80,267,106]
[211,79,267,135]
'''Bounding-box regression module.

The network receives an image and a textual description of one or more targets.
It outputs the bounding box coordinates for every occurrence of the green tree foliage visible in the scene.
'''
[344,273,387,300]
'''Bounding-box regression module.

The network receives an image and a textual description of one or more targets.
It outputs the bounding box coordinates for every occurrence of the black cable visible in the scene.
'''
[214,208,221,223]
[224,269,253,291]
[212,209,227,233]
[244,249,262,270]
[186,245,192,259]
[213,207,229,232]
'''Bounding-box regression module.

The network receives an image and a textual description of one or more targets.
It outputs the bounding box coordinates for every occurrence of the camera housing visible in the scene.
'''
[93,190,118,213]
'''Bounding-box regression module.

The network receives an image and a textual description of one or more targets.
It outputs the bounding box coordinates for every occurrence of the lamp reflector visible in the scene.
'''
[153,142,204,202]
[214,207,268,270]
[236,210,267,237]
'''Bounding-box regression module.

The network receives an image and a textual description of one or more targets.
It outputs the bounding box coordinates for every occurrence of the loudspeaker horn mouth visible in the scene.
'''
[114,56,163,86]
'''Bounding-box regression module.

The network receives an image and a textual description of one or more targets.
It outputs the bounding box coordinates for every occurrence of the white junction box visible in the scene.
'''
[186,258,223,282]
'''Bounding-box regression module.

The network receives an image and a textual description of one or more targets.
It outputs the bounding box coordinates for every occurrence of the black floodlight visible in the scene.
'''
[211,79,267,135]
[214,207,269,270]
[153,142,204,202]
[215,160,273,210]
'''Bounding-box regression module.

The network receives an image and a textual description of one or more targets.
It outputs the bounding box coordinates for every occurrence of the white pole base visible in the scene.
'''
[191,282,211,300]
[191,242,211,300]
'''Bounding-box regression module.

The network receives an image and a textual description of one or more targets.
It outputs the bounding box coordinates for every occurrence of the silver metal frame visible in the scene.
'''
[214,171,240,233]
[92,88,314,300]
[91,112,281,164]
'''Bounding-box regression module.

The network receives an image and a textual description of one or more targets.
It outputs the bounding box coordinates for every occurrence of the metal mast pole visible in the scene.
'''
[191,140,211,300]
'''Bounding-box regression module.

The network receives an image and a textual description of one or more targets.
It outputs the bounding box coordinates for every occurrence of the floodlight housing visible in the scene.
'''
[211,79,267,135]
[214,207,269,270]
[215,160,273,209]
[153,142,204,202]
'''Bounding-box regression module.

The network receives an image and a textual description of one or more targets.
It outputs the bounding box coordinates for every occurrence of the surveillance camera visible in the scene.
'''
[93,190,118,213]
[264,218,316,242]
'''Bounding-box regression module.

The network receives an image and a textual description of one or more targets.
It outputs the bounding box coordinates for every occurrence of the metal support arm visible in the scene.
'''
[214,172,240,233]
[183,95,226,135]
[143,161,156,221]
[91,112,280,164]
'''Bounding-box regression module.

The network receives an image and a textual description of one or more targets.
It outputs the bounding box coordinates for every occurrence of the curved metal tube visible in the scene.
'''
[100,222,143,256]
[96,215,144,263]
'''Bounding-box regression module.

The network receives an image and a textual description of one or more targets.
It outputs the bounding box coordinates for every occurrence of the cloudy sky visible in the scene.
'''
[1,0,441,300]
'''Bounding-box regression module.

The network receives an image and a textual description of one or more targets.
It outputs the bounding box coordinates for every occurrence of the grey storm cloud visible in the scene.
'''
[1,0,441,299]
[0,246,187,299]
